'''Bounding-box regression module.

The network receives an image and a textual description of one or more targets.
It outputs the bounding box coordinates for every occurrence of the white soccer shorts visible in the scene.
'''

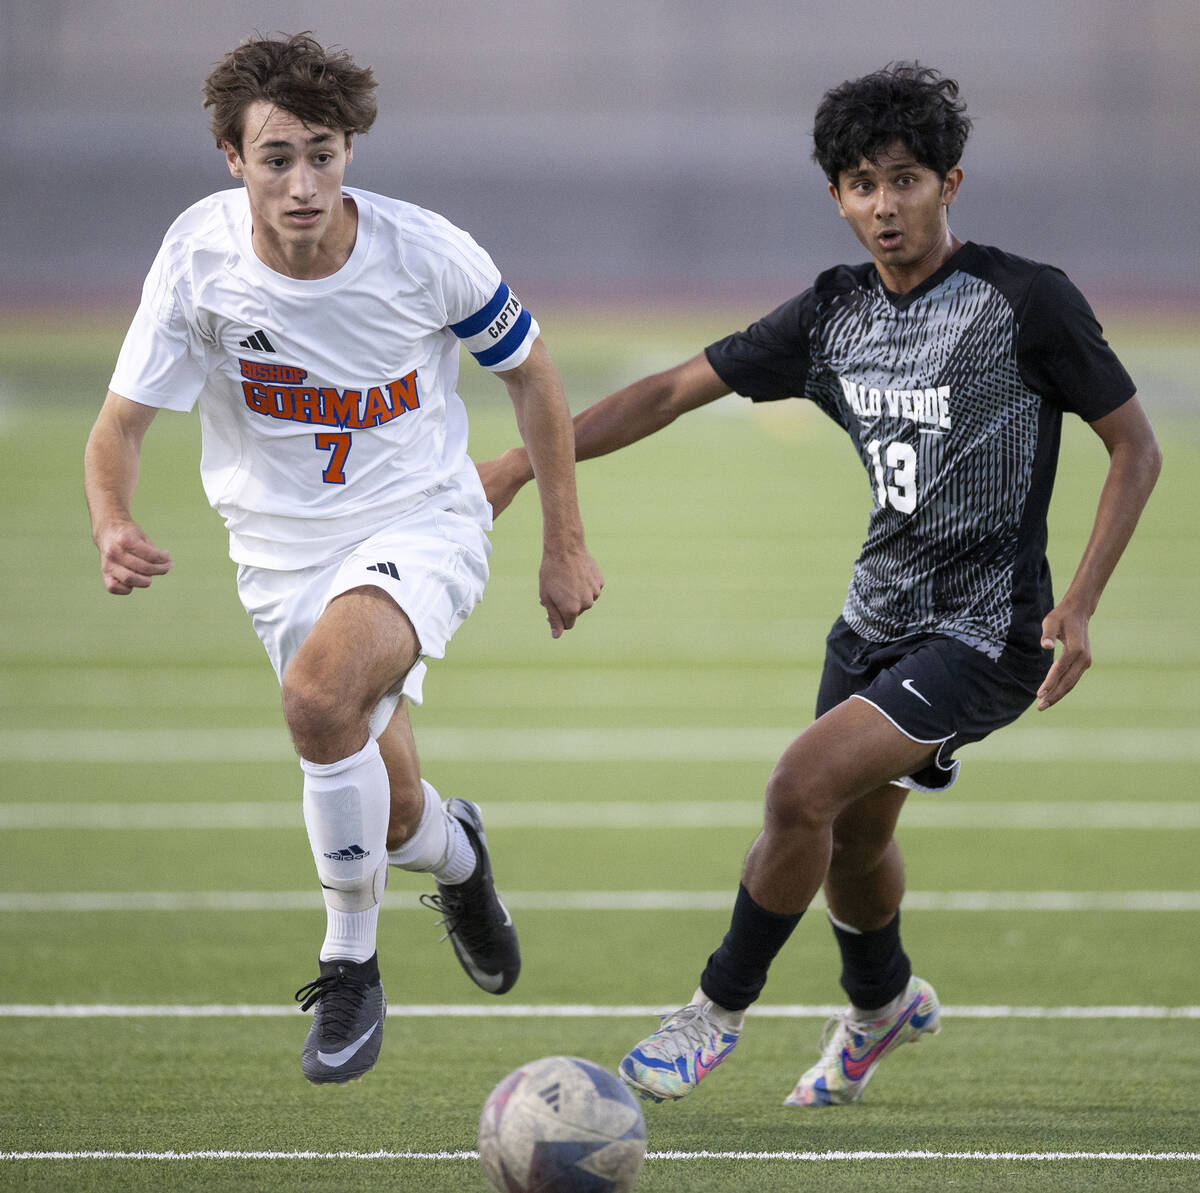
[237,485,491,736]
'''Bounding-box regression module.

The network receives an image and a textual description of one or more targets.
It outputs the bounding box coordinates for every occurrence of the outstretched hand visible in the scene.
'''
[1036,601,1092,710]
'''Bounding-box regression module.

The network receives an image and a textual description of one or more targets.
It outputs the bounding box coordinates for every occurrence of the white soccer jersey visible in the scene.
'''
[110,186,540,569]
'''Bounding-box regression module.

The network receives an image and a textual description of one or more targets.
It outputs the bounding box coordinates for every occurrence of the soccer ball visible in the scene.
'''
[478,1055,647,1193]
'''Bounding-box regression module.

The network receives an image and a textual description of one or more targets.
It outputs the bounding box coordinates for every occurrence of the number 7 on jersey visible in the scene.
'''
[315,432,352,484]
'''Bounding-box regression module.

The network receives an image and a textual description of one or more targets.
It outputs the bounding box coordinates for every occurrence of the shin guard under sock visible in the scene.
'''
[301,738,390,962]
[699,883,803,1012]
[829,909,912,1012]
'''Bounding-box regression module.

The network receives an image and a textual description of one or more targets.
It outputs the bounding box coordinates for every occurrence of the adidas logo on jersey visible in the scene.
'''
[323,844,370,862]
[366,562,401,580]
[238,329,276,353]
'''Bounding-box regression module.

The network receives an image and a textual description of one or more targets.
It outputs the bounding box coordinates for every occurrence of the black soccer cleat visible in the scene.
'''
[294,953,386,1084]
[421,798,521,994]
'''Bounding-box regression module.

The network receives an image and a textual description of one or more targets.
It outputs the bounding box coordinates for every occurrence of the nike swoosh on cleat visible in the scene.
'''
[841,996,922,1082]
[458,955,505,992]
[692,1039,737,1081]
[317,1019,380,1067]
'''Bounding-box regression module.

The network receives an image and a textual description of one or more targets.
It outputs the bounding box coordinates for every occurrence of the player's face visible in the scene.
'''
[224,101,355,278]
[831,141,963,293]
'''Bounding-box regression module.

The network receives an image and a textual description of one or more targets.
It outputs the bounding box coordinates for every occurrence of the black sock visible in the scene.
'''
[831,911,912,1012]
[699,883,803,1012]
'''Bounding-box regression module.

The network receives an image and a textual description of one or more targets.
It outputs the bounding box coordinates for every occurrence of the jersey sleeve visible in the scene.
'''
[1014,267,1136,421]
[425,220,540,372]
[703,292,816,402]
[448,280,540,372]
[108,249,209,412]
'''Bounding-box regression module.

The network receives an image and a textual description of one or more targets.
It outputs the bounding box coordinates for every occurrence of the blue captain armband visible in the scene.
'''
[449,282,538,370]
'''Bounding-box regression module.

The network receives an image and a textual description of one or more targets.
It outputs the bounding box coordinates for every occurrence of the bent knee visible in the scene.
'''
[763,762,841,831]
[281,666,364,757]
[828,828,897,878]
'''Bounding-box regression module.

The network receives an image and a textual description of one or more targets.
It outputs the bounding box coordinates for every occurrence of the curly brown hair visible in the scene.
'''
[203,32,378,155]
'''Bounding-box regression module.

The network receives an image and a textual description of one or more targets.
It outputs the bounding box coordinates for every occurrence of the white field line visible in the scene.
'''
[1,1149,1198,1162]
[1,1003,1198,1019]
[2,889,1199,912]
[3,799,1199,831]
[1,726,1197,764]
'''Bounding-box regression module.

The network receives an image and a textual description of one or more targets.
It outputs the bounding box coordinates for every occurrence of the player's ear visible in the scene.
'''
[829,180,848,218]
[344,133,354,166]
[223,141,244,179]
[941,166,963,208]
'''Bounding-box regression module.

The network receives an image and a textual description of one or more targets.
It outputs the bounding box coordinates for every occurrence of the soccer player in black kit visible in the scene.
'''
[480,62,1161,1106]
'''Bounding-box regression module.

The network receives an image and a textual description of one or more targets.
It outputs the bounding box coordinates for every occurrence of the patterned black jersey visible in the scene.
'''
[705,242,1135,677]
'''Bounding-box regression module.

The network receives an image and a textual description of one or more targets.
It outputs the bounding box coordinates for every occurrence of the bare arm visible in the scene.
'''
[479,351,731,516]
[1036,394,1162,710]
[496,338,604,638]
[84,391,173,595]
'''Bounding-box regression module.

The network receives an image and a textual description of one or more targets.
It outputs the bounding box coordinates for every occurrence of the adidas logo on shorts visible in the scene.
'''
[366,561,401,580]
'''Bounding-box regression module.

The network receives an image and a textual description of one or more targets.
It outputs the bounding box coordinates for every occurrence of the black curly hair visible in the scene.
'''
[204,32,378,155]
[812,62,971,186]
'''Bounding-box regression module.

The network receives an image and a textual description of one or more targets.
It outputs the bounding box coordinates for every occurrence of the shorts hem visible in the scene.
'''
[895,758,962,793]
[849,693,953,746]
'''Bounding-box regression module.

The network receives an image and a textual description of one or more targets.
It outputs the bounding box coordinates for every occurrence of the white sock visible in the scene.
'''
[301,738,390,962]
[692,986,746,1031]
[387,780,477,884]
[321,905,381,964]
[852,984,910,1022]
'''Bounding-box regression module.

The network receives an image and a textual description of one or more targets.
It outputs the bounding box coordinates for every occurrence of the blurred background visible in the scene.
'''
[3,0,1198,309]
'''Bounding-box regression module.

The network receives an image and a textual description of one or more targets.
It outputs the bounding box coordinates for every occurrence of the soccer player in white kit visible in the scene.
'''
[84,33,603,1084]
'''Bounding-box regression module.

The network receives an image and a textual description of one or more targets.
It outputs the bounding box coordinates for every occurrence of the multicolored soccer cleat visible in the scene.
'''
[619,993,743,1103]
[784,975,940,1106]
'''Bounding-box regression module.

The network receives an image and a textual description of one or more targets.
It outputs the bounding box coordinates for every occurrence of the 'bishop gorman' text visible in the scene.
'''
[240,360,420,428]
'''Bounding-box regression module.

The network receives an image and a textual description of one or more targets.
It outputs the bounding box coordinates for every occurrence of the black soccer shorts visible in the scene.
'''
[815,617,1049,791]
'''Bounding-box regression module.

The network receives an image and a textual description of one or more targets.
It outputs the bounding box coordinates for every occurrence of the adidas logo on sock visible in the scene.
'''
[323,844,370,862]
[366,562,401,580]
[238,329,276,353]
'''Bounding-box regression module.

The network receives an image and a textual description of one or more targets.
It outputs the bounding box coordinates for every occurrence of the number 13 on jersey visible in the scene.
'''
[866,438,917,514]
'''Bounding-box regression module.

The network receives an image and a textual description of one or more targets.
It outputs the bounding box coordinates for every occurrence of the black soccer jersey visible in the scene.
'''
[705,242,1135,676]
